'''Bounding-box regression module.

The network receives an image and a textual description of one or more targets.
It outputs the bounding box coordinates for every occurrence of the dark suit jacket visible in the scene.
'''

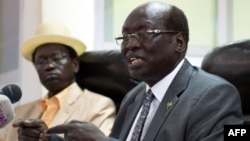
[109,60,243,141]
[50,60,243,141]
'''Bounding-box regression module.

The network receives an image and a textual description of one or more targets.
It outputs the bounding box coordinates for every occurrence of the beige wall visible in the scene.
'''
[0,0,42,106]
[1,0,249,105]
[0,0,96,106]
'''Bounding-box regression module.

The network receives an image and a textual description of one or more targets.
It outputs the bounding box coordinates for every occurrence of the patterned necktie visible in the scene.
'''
[131,89,154,141]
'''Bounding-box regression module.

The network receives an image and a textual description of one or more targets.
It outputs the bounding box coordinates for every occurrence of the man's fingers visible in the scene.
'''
[68,120,84,124]
[12,119,24,127]
[46,124,69,134]
[13,119,47,132]
[18,127,41,137]
[22,119,44,127]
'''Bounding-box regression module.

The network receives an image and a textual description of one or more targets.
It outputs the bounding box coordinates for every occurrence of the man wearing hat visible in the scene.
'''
[0,23,116,141]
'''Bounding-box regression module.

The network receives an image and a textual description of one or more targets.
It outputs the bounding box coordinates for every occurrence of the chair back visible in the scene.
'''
[201,39,250,124]
[75,50,141,111]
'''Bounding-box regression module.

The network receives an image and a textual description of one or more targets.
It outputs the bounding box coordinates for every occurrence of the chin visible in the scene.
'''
[130,72,144,81]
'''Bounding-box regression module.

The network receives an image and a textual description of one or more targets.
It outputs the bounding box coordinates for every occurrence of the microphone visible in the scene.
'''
[0,95,14,128]
[0,84,22,128]
[0,84,22,104]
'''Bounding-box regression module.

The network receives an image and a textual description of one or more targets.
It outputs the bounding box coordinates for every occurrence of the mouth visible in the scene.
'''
[127,56,144,68]
[129,57,142,64]
[43,73,59,82]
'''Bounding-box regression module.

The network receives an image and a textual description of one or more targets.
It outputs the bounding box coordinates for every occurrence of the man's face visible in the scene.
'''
[120,5,184,86]
[33,43,79,95]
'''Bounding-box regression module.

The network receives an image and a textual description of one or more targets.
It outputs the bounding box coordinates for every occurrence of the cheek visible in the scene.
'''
[60,65,71,74]
[147,44,175,66]
[36,69,44,79]
[121,46,126,55]
[60,64,76,77]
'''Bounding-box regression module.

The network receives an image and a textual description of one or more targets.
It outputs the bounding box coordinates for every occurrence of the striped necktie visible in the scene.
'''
[131,89,154,141]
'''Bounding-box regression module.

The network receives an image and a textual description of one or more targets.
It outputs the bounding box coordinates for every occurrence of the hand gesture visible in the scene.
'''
[13,119,49,141]
[46,120,109,141]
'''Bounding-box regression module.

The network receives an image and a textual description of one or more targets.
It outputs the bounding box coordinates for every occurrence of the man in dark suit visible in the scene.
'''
[19,1,243,141]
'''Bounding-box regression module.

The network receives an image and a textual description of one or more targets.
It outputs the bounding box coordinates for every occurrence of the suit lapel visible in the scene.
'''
[144,60,194,140]
[51,103,74,126]
[50,84,82,127]
[26,100,43,118]
[119,86,146,140]
[33,102,43,118]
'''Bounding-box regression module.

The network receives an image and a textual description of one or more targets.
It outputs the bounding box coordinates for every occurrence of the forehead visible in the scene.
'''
[144,3,172,19]
[122,3,172,31]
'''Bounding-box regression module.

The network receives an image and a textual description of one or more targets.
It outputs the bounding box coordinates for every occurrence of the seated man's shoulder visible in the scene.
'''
[79,89,117,115]
[81,89,116,107]
[14,99,41,116]
[15,99,40,110]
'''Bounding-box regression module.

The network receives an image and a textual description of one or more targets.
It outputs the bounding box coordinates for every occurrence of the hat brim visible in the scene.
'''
[21,35,86,61]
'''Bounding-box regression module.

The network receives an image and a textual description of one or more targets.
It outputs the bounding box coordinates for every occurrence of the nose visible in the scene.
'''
[43,59,56,70]
[124,34,141,50]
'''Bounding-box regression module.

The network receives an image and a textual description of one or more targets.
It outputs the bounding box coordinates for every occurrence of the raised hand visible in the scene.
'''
[46,120,109,141]
[13,119,49,141]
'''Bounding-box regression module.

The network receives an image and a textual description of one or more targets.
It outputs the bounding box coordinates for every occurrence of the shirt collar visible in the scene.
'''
[40,82,77,110]
[146,59,184,102]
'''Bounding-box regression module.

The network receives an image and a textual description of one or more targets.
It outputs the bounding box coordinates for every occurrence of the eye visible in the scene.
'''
[52,54,64,62]
[136,30,146,41]
[137,30,154,41]
[35,59,46,65]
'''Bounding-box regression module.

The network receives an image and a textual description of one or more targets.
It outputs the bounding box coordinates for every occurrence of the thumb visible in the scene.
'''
[12,119,24,127]
[46,124,69,135]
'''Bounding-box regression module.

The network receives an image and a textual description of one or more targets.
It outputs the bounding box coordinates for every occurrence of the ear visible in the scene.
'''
[175,32,186,53]
[72,58,80,73]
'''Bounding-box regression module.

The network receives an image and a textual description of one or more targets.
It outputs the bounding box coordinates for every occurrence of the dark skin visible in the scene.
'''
[13,43,79,141]
[33,43,79,98]
[16,2,188,141]
[120,3,186,87]
[13,119,49,141]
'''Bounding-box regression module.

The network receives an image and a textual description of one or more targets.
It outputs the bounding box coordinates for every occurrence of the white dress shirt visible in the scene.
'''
[126,59,184,141]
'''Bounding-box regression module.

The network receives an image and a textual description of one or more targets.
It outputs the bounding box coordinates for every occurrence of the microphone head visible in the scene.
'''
[0,95,14,128]
[2,84,22,104]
